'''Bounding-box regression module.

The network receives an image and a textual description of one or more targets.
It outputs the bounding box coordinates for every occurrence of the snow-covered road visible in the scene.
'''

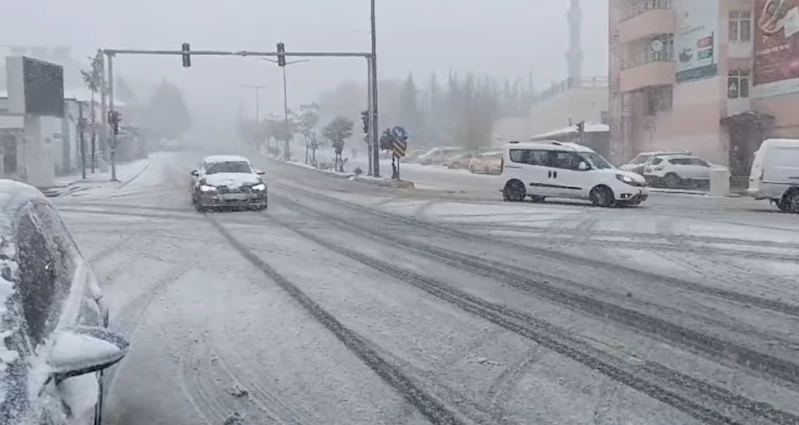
[50,149,799,425]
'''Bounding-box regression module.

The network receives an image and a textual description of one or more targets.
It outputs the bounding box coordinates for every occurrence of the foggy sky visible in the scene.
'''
[3,0,607,121]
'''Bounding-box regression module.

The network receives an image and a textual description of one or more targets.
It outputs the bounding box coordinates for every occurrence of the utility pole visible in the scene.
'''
[261,52,308,161]
[370,0,380,177]
[243,84,268,122]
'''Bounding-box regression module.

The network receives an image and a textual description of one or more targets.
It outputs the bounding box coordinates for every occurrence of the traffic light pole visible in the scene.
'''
[107,53,118,182]
[101,47,380,178]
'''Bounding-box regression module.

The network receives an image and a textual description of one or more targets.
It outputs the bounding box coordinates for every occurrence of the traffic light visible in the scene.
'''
[181,42,191,67]
[361,110,369,134]
[276,42,286,67]
[576,121,585,135]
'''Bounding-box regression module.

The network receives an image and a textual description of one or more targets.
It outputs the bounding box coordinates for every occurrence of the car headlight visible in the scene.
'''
[615,174,635,185]
[199,184,216,192]
[252,183,266,191]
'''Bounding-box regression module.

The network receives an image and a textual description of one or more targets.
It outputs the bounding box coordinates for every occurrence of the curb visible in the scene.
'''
[268,157,415,189]
[118,159,152,189]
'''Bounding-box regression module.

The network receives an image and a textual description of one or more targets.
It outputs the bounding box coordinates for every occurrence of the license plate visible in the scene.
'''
[220,193,248,201]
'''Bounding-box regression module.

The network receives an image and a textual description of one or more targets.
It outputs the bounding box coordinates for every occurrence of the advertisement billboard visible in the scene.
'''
[752,0,799,98]
[674,0,719,83]
[22,57,64,117]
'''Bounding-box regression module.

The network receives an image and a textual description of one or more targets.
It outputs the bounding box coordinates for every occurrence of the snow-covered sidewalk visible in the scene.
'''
[268,156,414,188]
[43,157,151,198]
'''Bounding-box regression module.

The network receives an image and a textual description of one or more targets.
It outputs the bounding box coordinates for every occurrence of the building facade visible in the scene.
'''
[610,0,799,177]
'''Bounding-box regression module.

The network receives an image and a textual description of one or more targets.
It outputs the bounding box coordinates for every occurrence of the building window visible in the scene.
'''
[644,86,673,115]
[728,70,750,98]
[729,10,752,42]
[623,0,672,21]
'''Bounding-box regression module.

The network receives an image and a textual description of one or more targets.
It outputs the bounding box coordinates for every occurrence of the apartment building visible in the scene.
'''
[609,0,799,177]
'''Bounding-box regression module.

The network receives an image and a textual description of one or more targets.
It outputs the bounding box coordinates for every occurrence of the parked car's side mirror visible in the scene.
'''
[190,170,199,176]
[578,161,590,171]
[49,326,129,380]
[256,170,265,175]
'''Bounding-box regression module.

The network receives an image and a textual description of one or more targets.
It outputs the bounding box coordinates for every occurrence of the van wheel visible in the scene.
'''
[590,185,615,207]
[785,190,799,213]
[503,180,526,202]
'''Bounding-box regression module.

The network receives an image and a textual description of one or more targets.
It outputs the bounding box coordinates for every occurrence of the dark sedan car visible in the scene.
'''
[190,155,268,212]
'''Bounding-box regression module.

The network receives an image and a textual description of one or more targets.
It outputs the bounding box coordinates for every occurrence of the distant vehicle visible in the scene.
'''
[642,154,716,188]
[190,155,268,211]
[403,149,427,163]
[0,180,129,425]
[747,138,799,213]
[619,150,692,175]
[418,147,463,165]
[445,152,476,169]
[469,151,503,174]
[500,140,647,207]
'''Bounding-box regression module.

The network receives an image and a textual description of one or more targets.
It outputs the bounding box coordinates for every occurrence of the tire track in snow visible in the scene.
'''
[278,192,799,389]
[179,333,243,424]
[206,215,471,425]
[276,183,799,320]
[484,346,549,417]
[262,202,792,425]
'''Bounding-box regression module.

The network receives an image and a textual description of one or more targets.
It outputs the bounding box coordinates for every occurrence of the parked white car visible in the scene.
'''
[619,150,691,175]
[499,140,648,207]
[747,138,799,213]
[642,154,715,188]
[418,147,463,165]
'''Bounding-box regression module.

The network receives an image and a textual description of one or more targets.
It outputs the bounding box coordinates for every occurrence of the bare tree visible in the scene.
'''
[80,53,103,173]
[322,117,354,172]
[297,103,320,164]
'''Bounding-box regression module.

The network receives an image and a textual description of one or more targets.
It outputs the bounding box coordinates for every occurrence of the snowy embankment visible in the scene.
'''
[267,156,415,188]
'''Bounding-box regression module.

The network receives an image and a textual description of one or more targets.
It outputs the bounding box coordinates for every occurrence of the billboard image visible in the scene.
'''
[674,0,719,83]
[22,57,64,117]
[753,0,799,97]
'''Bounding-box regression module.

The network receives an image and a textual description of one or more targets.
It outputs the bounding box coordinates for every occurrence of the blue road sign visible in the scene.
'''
[392,126,408,141]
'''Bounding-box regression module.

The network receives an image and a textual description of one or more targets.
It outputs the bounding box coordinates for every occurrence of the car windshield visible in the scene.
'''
[205,161,251,174]
[580,152,614,169]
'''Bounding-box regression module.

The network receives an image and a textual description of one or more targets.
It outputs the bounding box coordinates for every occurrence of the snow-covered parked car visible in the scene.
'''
[0,180,129,425]
[642,154,721,188]
[190,155,268,211]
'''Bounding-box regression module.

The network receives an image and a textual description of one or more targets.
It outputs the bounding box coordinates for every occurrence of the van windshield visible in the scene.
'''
[580,152,614,169]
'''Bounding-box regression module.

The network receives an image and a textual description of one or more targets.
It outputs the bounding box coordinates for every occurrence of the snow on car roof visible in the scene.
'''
[203,155,251,163]
[0,181,39,404]
[0,180,45,235]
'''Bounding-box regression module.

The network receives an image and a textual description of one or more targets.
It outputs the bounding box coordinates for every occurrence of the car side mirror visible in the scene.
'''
[578,161,590,171]
[190,170,199,176]
[49,326,129,380]
[256,170,265,175]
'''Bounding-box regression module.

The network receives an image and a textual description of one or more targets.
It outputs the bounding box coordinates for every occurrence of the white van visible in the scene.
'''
[747,138,799,212]
[500,140,648,207]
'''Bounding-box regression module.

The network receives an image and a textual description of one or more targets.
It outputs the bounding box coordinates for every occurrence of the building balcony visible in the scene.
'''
[620,60,676,92]
[620,1,675,44]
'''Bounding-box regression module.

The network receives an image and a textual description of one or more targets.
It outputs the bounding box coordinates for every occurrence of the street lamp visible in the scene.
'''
[242,84,268,122]
[259,57,308,159]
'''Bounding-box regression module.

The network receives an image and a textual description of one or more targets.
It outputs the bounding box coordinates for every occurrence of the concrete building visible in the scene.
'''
[609,0,799,177]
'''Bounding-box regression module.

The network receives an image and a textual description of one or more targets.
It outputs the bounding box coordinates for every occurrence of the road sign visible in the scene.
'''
[392,139,407,157]
[391,126,408,141]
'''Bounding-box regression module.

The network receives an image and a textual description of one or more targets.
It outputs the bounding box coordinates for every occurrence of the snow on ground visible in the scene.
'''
[45,147,799,425]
